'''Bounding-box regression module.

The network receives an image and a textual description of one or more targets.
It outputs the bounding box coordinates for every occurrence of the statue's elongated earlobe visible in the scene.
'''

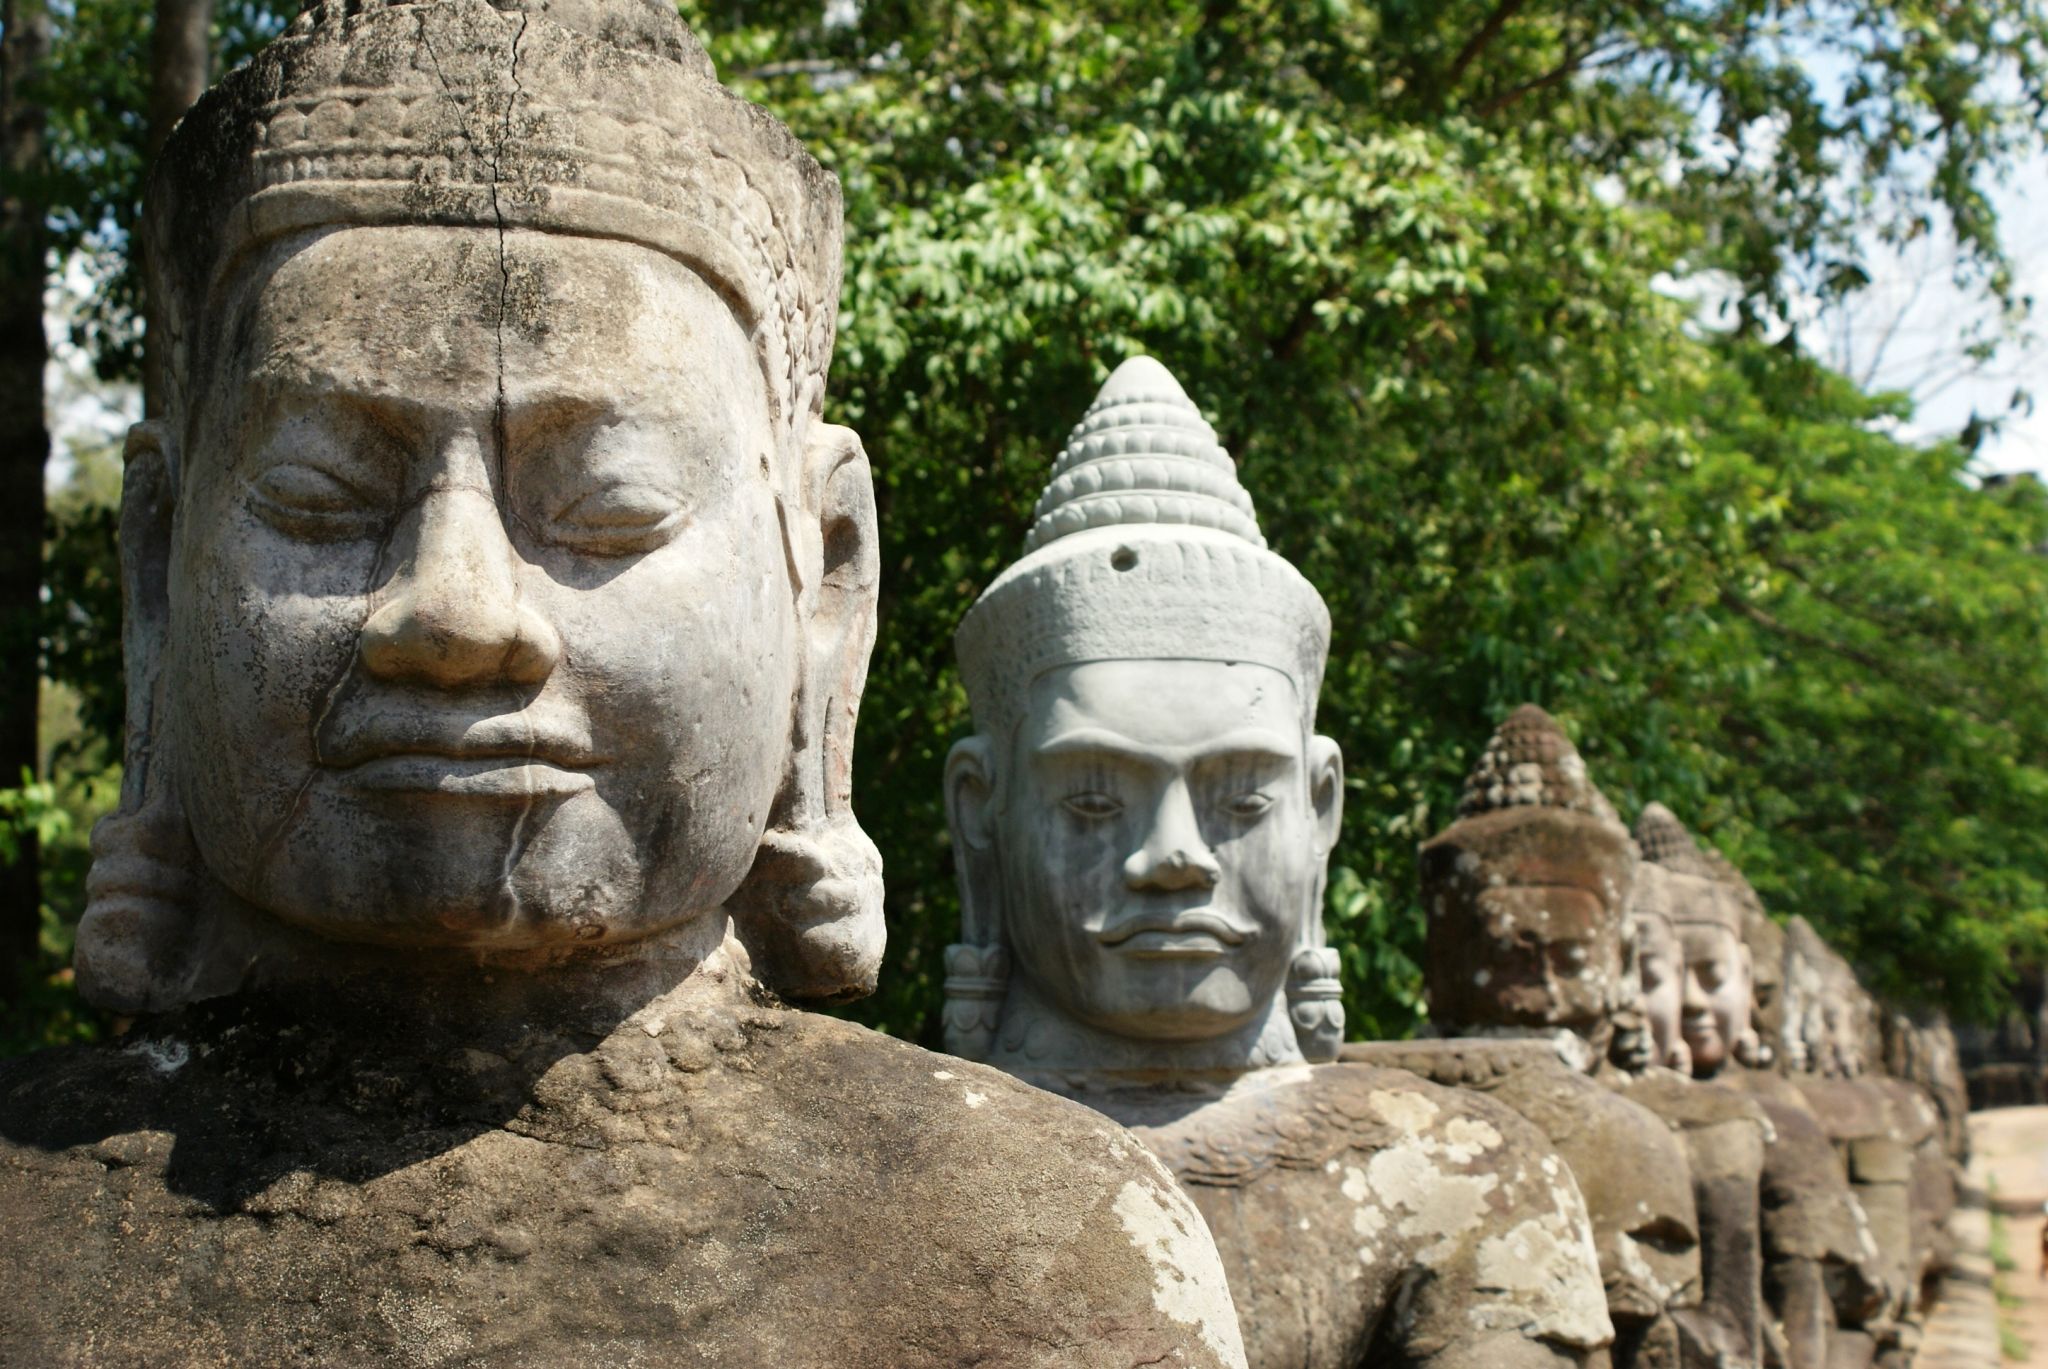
[941,735,1006,1060]
[75,421,201,1013]
[730,423,886,1003]
[1285,734,1345,1062]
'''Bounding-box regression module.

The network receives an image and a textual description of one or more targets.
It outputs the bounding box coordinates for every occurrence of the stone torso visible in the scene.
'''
[1343,1040,1702,1369]
[1064,1063,1611,1369]
[1608,1068,1770,1366]
[0,974,1242,1369]
[1723,1066,1885,1367]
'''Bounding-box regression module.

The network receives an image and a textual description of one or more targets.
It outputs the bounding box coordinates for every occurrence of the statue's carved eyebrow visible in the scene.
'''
[246,372,623,443]
[1033,727,1296,767]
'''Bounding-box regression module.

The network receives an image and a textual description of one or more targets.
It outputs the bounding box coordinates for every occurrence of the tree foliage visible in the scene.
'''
[15,0,2048,1049]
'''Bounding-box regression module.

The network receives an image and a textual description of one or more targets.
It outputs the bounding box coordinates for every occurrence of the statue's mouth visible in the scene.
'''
[1096,909,1253,958]
[340,754,597,799]
[320,713,603,799]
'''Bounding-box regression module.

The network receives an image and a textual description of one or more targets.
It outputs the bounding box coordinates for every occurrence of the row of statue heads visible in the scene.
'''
[10,1,1965,1364]
[925,354,1892,1097]
[70,0,1902,1100]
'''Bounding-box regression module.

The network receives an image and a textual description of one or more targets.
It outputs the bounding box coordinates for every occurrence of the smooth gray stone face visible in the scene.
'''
[172,225,790,948]
[948,360,1613,1369]
[995,657,1330,1047]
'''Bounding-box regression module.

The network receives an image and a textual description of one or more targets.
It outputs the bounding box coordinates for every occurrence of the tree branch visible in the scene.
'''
[1443,0,1527,94]
[1477,40,1634,118]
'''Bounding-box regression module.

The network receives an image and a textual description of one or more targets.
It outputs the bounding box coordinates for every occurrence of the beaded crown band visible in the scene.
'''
[145,0,841,439]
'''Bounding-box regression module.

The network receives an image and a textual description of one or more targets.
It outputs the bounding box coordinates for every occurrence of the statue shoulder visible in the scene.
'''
[755,1013,1250,1368]
[1304,1062,1614,1358]
[1612,1069,1771,1132]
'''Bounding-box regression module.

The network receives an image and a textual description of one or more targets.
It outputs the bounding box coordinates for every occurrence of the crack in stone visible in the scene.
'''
[487,8,536,930]
[412,8,542,932]
[490,9,535,933]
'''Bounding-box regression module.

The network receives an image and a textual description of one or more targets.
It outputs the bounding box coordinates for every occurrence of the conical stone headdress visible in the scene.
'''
[1635,804,1741,936]
[1634,802,1714,878]
[956,356,1330,739]
[947,357,1341,1063]
[1457,704,1621,824]
[1421,705,1637,1049]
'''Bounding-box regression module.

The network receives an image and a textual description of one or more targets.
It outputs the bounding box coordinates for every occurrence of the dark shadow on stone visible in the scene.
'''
[0,984,686,1208]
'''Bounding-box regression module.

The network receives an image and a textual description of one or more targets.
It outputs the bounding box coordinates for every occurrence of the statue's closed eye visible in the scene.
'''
[1061,792,1123,819]
[545,483,688,555]
[248,463,383,539]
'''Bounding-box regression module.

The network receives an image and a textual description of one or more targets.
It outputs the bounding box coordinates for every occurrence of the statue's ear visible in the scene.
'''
[943,736,1000,939]
[1307,734,1343,857]
[75,420,201,1013]
[1286,734,1346,1062]
[729,423,885,1004]
[941,735,1008,1060]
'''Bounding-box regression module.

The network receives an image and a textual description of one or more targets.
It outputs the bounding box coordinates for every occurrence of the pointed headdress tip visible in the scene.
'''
[1633,802,1714,878]
[956,353,1330,740]
[1024,356,1264,554]
[1455,704,1617,820]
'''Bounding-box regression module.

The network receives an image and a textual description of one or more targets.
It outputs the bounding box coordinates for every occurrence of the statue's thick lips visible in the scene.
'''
[320,713,604,796]
[338,753,598,798]
[1097,910,1252,957]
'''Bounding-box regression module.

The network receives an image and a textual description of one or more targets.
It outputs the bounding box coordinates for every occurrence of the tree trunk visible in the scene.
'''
[0,0,50,969]
[141,0,211,416]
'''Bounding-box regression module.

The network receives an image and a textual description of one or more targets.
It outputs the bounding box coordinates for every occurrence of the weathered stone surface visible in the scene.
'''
[1422,706,1637,1069]
[1344,1037,1703,1366]
[0,955,1244,1367]
[946,360,1608,1368]
[1640,805,1893,1369]
[1611,1068,1771,1365]
[1722,1067,1887,1368]
[1076,1064,1614,1368]
[0,3,1251,1361]
[1419,712,1716,1366]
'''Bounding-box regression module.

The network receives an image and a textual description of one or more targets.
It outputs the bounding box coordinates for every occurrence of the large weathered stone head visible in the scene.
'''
[77,0,884,1012]
[943,358,1343,1071]
[1636,804,1758,1078]
[1421,706,1636,1061]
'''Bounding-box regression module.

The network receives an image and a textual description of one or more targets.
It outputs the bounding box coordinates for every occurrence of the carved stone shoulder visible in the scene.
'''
[1101,1063,1614,1362]
[1340,1036,1561,1089]
[1610,1068,1771,1134]
[0,999,1249,1369]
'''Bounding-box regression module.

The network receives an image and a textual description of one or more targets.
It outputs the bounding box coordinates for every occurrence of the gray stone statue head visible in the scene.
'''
[942,357,1344,1072]
[1636,803,1761,1077]
[76,0,885,1012]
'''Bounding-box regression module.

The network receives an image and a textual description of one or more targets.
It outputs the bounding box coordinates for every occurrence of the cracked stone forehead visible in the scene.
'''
[144,0,842,445]
[1455,705,1621,823]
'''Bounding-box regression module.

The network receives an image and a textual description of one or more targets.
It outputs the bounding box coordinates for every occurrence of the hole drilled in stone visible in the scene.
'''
[1110,547,1137,571]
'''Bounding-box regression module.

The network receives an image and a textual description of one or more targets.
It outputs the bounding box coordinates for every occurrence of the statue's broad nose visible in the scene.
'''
[359,486,562,688]
[1122,782,1222,891]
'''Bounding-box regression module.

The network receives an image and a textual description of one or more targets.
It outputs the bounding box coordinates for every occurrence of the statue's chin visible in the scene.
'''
[1068,985,1262,1044]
